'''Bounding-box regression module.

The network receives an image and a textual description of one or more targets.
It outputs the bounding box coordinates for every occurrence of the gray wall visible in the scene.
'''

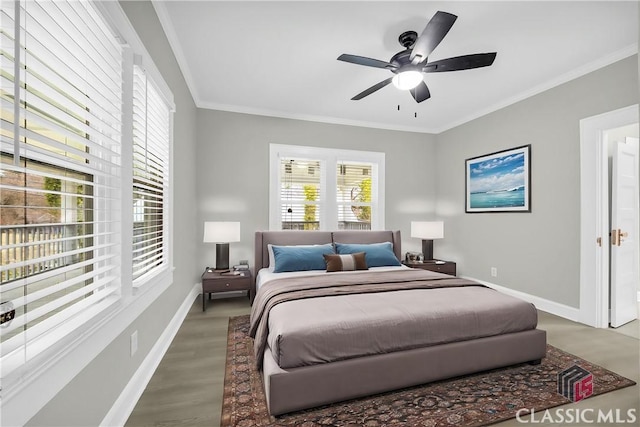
[26,2,199,426]
[196,110,437,268]
[435,55,638,307]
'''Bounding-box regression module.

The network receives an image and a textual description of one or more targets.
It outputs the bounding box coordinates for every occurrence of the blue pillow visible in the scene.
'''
[334,242,401,268]
[272,244,335,273]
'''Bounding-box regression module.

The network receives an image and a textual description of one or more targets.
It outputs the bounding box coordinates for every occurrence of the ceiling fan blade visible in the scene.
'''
[409,81,431,103]
[423,53,497,72]
[410,11,457,63]
[351,77,393,100]
[338,54,393,69]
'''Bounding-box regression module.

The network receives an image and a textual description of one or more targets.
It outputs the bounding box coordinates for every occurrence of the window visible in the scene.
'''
[337,161,373,229]
[279,158,323,230]
[0,0,174,387]
[1,0,122,374]
[132,65,170,284]
[270,144,385,231]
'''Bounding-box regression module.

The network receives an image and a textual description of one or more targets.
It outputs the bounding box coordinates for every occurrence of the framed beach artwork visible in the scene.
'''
[465,145,531,213]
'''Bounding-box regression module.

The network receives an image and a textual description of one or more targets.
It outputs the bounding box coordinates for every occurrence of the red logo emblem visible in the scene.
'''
[558,365,593,402]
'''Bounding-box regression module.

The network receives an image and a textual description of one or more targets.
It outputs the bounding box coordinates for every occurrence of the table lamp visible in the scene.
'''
[203,221,240,271]
[411,221,444,261]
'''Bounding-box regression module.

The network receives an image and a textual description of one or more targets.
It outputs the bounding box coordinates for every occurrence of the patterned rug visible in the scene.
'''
[221,315,636,427]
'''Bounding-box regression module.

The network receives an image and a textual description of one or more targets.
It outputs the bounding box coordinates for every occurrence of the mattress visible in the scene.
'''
[253,269,538,370]
[255,265,411,291]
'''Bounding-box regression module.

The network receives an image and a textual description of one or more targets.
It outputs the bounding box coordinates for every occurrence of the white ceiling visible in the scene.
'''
[152,1,638,134]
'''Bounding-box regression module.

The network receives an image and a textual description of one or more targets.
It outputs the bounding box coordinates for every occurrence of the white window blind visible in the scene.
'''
[337,161,373,230]
[131,65,170,283]
[270,144,384,231]
[0,0,122,373]
[279,158,323,230]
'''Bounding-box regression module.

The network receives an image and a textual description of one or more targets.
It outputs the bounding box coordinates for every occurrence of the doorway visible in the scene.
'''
[579,104,639,329]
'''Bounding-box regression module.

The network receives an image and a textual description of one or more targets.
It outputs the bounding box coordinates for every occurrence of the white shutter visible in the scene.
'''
[0,0,122,374]
[270,144,384,231]
[131,65,170,283]
[279,157,323,230]
[336,161,373,230]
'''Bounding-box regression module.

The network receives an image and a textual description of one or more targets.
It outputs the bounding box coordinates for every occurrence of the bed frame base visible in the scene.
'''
[263,328,547,416]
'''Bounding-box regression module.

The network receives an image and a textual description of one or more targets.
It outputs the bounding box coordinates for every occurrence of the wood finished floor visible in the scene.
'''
[124,296,639,427]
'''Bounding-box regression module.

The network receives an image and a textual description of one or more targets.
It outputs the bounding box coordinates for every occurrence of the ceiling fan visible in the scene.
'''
[337,11,497,103]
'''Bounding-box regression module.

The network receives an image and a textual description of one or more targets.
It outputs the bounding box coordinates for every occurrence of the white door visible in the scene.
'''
[610,137,639,327]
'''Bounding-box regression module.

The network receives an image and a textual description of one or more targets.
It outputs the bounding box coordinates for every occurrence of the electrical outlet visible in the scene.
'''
[130,330,138,357]
[491,267,498,277]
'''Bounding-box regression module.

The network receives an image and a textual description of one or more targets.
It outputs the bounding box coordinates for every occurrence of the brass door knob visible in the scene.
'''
[620,230,628,243]
[611,229,629,246]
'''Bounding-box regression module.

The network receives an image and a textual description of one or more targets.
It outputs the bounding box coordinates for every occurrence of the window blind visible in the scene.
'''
[279,158,323,230]
[0,0,122,372]
[270,144,384,231]
[131,65,170,283]
[337,161,373,230]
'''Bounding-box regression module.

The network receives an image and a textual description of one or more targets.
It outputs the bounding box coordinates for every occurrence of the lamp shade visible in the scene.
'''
[411,221,444,239]
[203,221,241,243]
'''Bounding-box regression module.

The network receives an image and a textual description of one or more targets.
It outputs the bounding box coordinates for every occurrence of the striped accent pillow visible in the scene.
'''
[324,252,368,272]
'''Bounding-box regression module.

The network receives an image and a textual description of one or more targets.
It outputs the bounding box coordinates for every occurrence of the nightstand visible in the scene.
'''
[403,260,456,276]
[201,269,252,311]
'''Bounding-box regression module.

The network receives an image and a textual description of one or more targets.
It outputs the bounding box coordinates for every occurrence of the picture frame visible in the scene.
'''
[465,144,531,213]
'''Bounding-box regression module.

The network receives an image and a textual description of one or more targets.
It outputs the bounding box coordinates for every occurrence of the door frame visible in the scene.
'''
[579,104,638,328]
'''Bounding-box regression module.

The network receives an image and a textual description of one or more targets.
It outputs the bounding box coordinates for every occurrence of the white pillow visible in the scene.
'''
[267,244,275,270]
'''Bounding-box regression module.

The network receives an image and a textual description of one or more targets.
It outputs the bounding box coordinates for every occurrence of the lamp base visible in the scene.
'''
[215,243,230,271]
[421,239,434,261]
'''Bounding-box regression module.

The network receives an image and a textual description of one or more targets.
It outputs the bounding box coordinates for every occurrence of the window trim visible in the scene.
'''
[98,2,175,295]
[269,143,385,231]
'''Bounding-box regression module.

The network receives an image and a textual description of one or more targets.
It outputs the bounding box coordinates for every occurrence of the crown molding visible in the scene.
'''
[432,43,638,133]
[196,100,439,134]
[151,0,203,106]
[148,2,637,135]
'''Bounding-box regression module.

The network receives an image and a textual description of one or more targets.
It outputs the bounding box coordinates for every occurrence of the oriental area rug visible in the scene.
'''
[221,315,636,427]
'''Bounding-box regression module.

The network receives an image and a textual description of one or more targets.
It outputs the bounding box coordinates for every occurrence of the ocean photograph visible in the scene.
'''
[466,146,530,212]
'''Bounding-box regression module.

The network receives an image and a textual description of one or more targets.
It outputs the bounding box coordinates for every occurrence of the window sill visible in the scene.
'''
[132,265,174,295]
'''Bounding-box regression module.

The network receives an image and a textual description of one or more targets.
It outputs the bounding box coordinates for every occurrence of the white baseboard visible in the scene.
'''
[100,282,200,427]
[462,276,581,322]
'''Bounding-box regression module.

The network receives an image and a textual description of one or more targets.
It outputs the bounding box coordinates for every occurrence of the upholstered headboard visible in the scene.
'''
[253,230,402,272]
[251,230,401,304]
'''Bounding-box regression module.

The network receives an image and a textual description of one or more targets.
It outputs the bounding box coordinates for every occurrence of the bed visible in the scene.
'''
[249,230,547,416]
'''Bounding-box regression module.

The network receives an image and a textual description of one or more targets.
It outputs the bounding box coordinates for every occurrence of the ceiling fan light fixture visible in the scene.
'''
[392,70,423,90]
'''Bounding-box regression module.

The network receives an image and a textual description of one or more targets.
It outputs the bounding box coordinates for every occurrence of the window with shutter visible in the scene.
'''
[1,0,122,374]
[337,161,374,230]
[279,158,322,230]
[270,144,384,231]
[132,65,170,284]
